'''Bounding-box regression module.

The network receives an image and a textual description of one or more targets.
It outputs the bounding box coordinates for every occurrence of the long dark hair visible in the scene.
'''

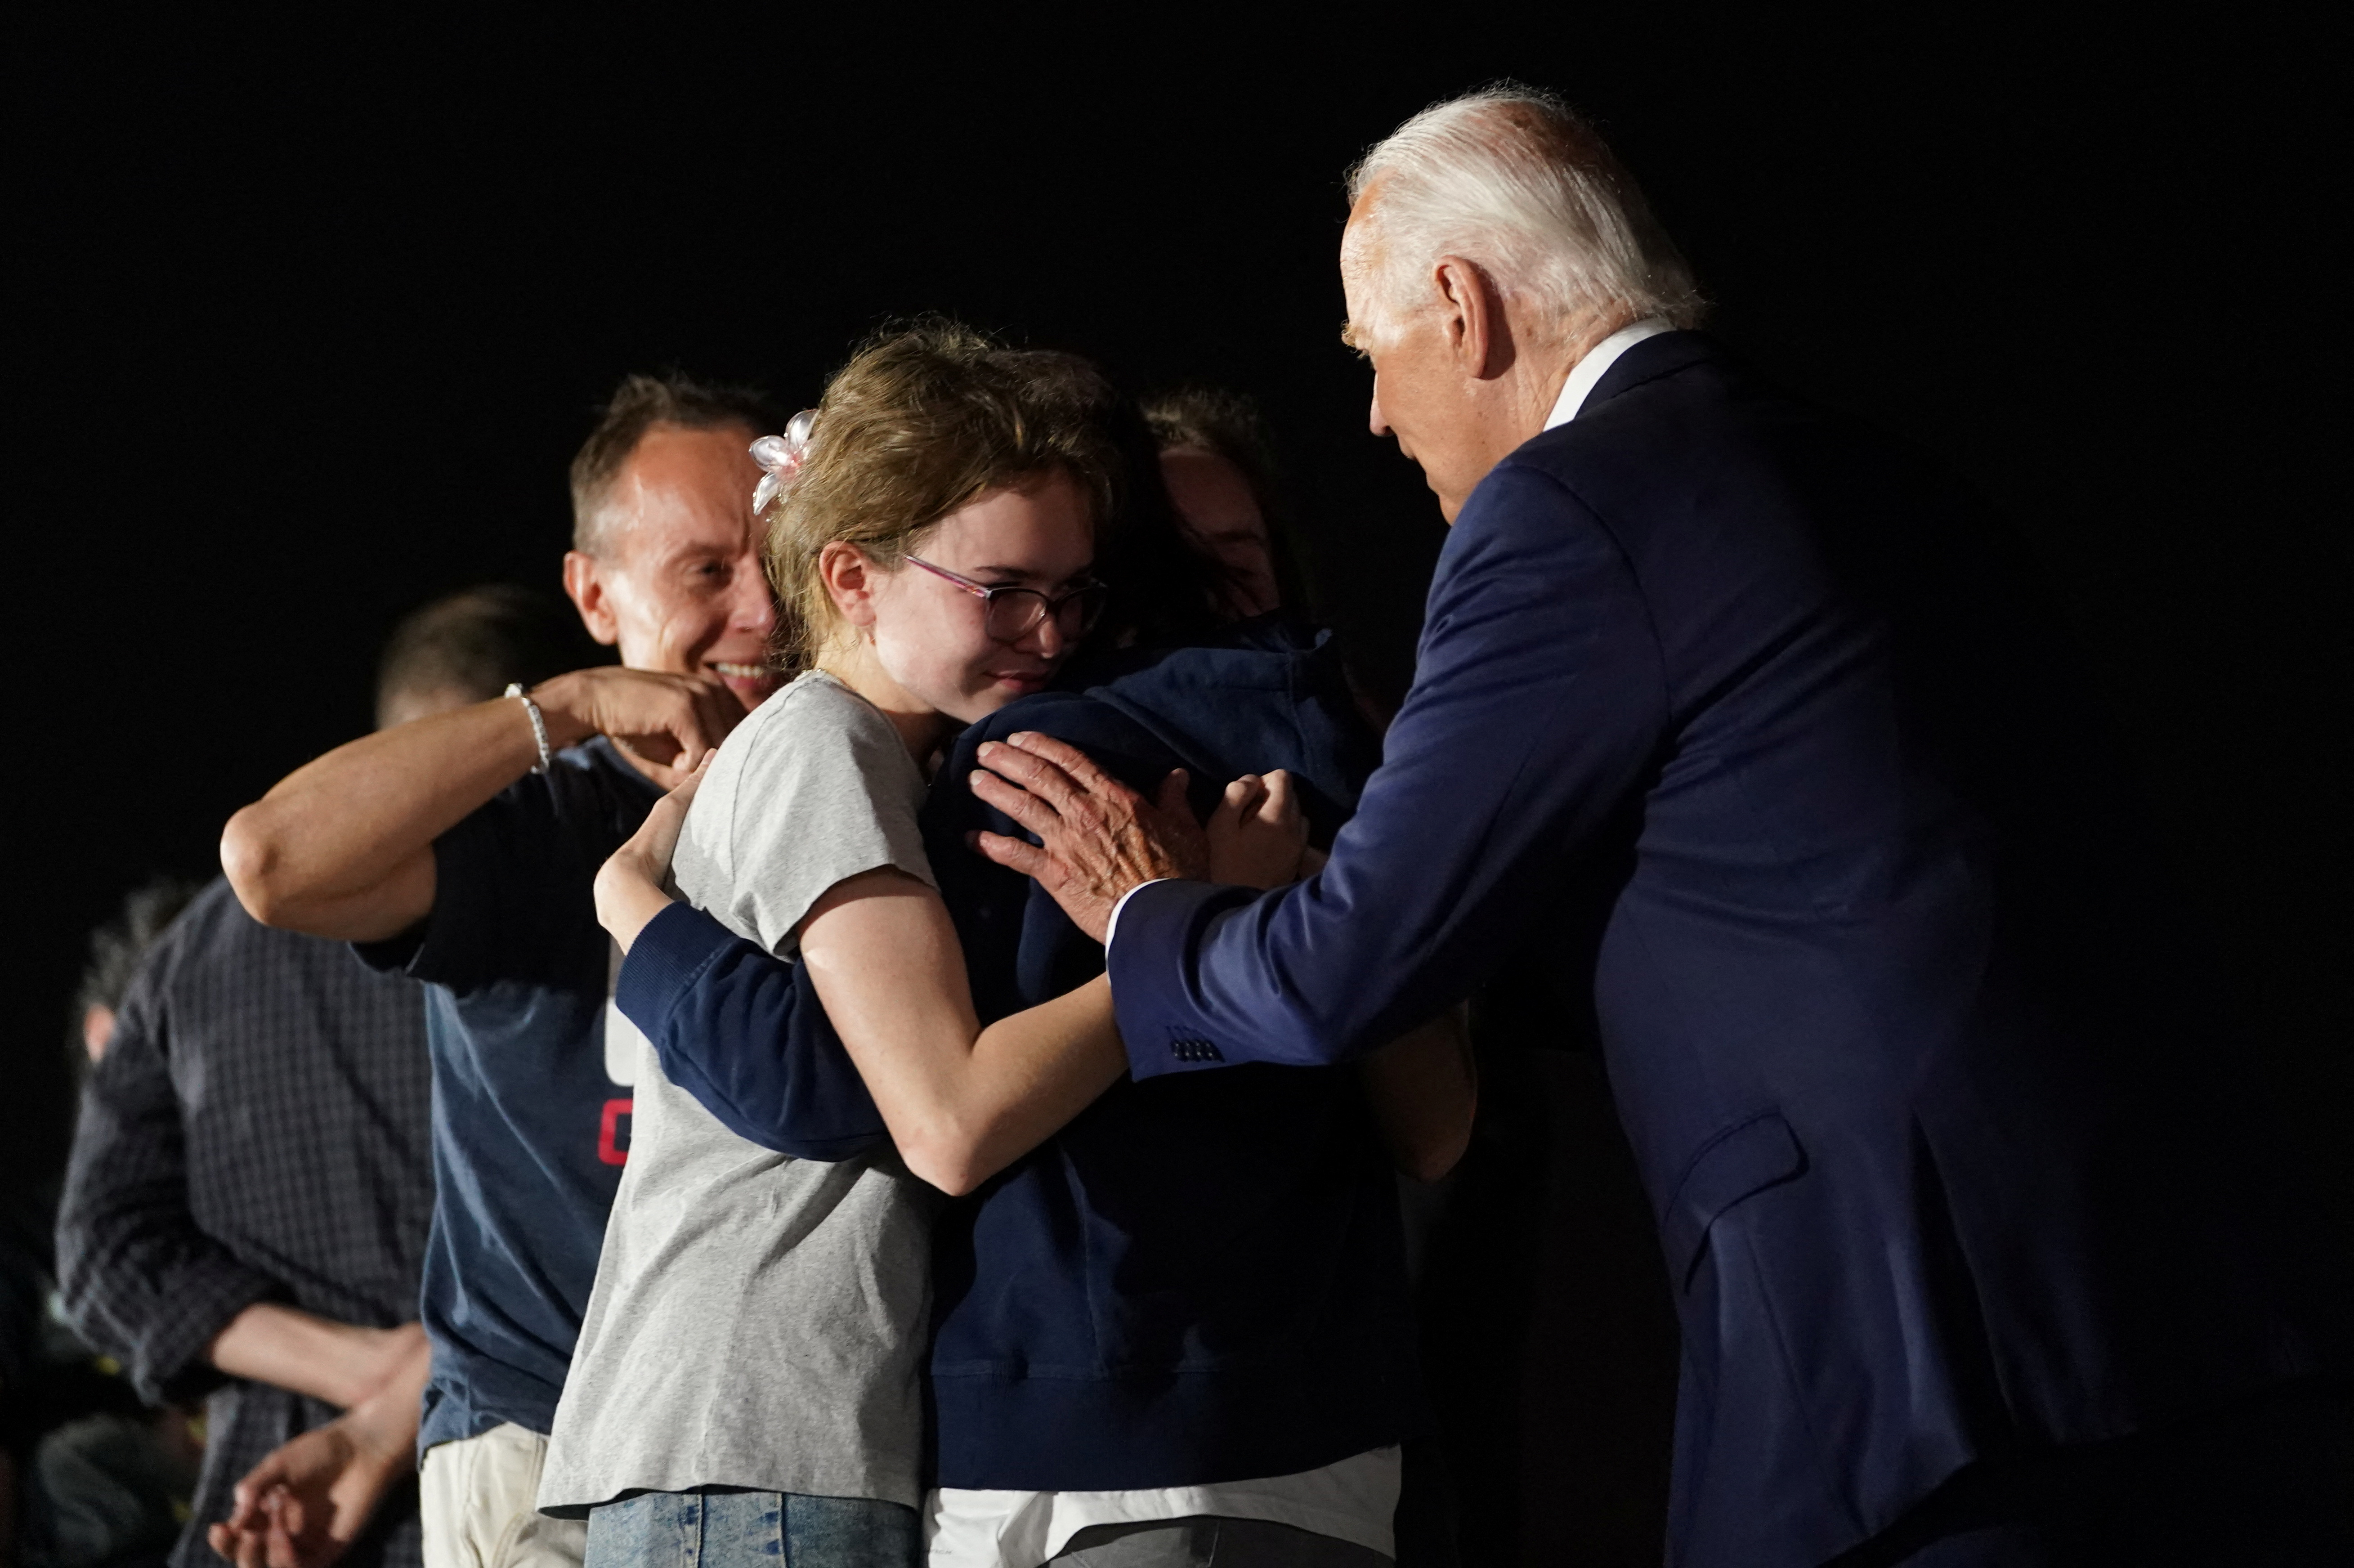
[996,351,1225,655]
[1142,384,1315,621]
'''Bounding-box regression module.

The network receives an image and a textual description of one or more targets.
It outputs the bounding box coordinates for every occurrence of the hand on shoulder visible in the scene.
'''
[534,665,747,786]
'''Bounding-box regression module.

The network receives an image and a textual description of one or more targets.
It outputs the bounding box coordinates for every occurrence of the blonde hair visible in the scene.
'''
[765,321,1123,672]
[1345,83,1705,345]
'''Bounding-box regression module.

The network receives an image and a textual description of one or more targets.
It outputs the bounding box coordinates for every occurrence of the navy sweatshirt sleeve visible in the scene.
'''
[615,901,886,1160]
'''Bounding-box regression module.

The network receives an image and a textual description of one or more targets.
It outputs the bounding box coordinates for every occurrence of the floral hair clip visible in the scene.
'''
[749,408,818,516]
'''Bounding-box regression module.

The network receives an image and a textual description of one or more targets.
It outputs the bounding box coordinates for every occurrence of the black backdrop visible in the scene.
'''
[13,0,2345,1380]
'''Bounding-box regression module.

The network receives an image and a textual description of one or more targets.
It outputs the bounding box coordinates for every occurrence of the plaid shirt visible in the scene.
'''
[57,877,433,1568]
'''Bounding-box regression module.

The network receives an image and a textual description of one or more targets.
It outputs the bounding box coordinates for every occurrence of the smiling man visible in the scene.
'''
[221,372,783,1568]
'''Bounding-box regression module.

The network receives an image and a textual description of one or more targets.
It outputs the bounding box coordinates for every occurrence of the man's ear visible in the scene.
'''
[563,550,622,647]
[1433,255,1515,382]
[817,540,878,630]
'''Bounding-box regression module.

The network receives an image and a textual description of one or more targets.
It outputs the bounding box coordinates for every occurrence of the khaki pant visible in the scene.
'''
[421,1423,587,1568]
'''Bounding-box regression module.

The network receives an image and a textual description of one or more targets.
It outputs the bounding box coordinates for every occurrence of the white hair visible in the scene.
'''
[1344,83,1705,345]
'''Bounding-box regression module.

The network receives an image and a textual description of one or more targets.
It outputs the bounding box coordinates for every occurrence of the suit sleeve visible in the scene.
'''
[54,961,280,1404]
[616,902,886,1160]
[1109,463,1670,1075]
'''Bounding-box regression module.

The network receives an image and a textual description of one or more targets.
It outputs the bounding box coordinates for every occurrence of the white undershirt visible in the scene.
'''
[1543,317,1673,430]
[1102,316,1676,954]
[926,1445,1400,1567]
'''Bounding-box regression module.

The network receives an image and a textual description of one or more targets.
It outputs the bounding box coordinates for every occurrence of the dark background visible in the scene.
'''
[10,7,2345,1554]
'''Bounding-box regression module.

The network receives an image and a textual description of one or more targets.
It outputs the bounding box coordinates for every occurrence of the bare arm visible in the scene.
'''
[796,770,1314,1194]
[221,666,743,941]
[594,764,1278,1198]
[795,871,1126,1196]
[1360,1007,1477,1182]
[205,1305,426,1411]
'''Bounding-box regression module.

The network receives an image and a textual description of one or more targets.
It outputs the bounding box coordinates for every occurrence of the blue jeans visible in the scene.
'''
[586,1488,920,1568]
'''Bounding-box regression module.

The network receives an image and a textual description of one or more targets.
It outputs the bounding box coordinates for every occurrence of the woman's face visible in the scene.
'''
[1159,446,1280,620]
[860,471,1097,725]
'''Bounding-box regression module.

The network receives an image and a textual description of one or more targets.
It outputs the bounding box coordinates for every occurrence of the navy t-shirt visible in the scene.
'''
[358,737,662,1451]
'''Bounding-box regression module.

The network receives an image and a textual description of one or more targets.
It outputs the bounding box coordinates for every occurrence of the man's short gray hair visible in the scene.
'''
[1345,83,1705,343]
[570,372,783,555]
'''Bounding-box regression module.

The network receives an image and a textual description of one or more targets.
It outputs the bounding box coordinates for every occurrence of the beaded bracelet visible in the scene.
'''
[504,683,552,774]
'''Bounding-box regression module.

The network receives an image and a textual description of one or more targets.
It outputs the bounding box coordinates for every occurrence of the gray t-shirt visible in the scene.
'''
[539,670,940,1514]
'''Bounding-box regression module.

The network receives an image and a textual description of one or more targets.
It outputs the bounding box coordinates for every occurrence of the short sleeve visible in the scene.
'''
[677,677,935,956]
[354,745,650,992]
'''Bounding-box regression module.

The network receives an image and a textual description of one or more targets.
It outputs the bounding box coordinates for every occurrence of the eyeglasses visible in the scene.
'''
[904,556,1109,644]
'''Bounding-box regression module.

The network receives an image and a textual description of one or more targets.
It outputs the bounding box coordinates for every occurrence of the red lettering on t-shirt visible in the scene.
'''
[598,1098,633,1165]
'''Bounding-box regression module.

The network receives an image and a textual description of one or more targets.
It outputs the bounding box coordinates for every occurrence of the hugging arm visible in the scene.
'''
[599,752,1304,1190]
[991,470,1671,1073]
[602,757,888,1160]
[599,767,1125,1191]
[1360,1006,1477,1181]
[616,904,888,1160]
[612,875,1122,1192]
[794,870,1126,1194]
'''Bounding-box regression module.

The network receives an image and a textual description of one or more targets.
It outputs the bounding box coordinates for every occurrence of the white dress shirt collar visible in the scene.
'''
[1543,318,1675,430]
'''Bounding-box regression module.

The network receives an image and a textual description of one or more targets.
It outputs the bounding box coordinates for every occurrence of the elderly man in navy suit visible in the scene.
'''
[970,86,2343,1566]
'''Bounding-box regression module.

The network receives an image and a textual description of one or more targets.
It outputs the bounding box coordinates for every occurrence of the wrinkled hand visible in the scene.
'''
[1207,771,1307,891]
[595,751,712,951]
[969,732,1208,943]
[535,666,745,787]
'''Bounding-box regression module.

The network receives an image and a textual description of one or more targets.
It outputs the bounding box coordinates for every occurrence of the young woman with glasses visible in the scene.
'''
[544,325,1468,1568]
[533,323,1315,1566]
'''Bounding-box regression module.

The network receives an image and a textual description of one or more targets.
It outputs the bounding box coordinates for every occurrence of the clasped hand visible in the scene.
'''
[969,732,1311,941]
[206,1324,429,1568]
[535,665,747,788]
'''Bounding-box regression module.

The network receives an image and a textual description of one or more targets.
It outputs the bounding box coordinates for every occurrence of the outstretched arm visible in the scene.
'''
[223,666,744,941]
[975,468,1671,1075]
